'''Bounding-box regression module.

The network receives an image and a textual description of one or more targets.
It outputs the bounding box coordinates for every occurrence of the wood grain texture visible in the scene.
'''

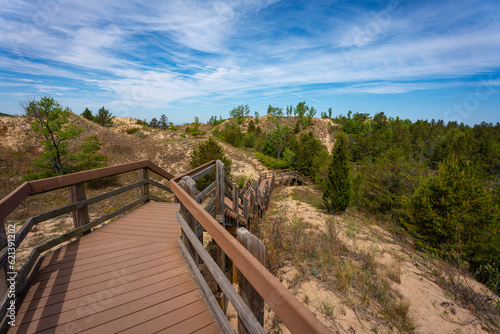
[5,202,218,334]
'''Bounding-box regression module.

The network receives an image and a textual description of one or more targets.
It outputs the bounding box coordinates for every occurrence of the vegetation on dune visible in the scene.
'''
[2,96,500,330]
[210,102,500,296]
[403,155,500,280]
[188,136,232,190]
[81,106,114,127]
[323,133,351,213]
[22,96,108,179]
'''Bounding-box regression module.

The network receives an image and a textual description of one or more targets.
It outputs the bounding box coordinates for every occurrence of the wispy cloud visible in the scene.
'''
[0,0,499,123]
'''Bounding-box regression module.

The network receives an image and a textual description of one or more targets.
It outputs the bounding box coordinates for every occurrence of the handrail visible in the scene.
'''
[171,172,330,334]
[0,160,174,222]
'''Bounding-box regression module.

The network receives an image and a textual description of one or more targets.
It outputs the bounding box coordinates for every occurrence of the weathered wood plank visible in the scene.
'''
[138,168,150,199]
[177,236,233,333]
[0,182,31,222]
[148,179,172,193]
[237,228,265,334]
[68,183,90,231]
[177,212,265,334]
[195,181,216,203]
[191,164,216,182]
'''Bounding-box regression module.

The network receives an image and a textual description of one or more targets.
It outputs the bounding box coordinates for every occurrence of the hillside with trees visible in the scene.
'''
[0,98,498,333]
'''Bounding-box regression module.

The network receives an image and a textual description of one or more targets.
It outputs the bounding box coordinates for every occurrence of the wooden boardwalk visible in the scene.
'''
[6,202,218,334]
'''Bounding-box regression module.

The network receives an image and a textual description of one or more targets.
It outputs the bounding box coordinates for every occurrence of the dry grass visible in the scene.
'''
[252,189,416,332]
[432,262,500,332]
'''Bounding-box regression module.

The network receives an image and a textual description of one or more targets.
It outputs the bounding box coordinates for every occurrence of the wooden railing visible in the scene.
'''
[0,159,325,333]
[0,160,174,327]
[260,169,312,186]
[173,160,330,334]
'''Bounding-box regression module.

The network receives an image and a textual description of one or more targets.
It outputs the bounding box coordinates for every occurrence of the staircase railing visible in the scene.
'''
[173,160,329,334]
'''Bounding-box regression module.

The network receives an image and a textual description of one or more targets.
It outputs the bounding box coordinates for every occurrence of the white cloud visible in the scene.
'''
[0,0,499,119]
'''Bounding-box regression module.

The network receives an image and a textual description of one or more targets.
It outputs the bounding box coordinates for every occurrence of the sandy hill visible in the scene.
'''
[0,114,498,333]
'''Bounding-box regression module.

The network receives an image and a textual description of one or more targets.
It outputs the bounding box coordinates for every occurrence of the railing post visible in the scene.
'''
[138,168,150,202]
[68,183,90,235]
[215,160,227,313]
[179,177,198,262]
[249,189,255,221]
[233,183,239,224]
[243,194,249,223]
[0,223,8,298]
[237,228,265,334]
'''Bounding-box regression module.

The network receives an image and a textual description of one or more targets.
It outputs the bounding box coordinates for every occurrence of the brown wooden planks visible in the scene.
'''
[6,202,218,334]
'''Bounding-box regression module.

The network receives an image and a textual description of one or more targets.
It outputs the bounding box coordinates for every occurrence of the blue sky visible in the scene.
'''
[0,0,499,125]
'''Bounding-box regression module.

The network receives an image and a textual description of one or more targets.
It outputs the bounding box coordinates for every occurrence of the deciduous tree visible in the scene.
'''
[229,104,250,124]
[23,96,84,175]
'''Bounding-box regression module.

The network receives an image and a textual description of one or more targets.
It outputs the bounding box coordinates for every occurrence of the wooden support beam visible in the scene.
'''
[138,168,150,201]
[179,177,198,262]
[233,184,239,223]
[177,213,265,334]
[243,194,249,223]
[68,183,90,235]
[215,160,226,310]
[237,228,265,334]
[0,223,8,299]
[177,237,233,333]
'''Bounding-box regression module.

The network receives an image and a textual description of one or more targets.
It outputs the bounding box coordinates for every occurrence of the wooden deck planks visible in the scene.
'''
[7,202,219,334]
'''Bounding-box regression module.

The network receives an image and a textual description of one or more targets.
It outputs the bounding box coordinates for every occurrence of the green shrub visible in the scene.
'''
[189,137,232,190]
[402,155,500,273]
[136,119,149,126]
[126,127,139,134]
[219,122,242,146]
[353,147,422,218]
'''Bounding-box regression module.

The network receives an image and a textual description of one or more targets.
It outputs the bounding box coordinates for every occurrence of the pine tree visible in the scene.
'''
[94,107,113,127]
[81,108,94,121]
[72,135,108,172]
[159,114,168,129]
[189,137,232,190]
[150,118,158,128]
[402,155,499,272]
[323,133,351,213]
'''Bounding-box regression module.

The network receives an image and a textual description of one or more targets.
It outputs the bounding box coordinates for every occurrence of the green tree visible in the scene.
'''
[353,147,421,218]
[294,101,308,118]
[159,114,168,129]
[402,155,499,272]
[81,108,94,121]
[189,116,203,136]
[323,133,351,213]
[229,104,251,124]
[305,106,317,127]
[189,137,232,190]
[94,107,113,127]
[292,131,326,176]
[267,105,291,160]
[208,115,223,126]
[72,135,108,171]
[150,118,158,128]
[23,96,84,175]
